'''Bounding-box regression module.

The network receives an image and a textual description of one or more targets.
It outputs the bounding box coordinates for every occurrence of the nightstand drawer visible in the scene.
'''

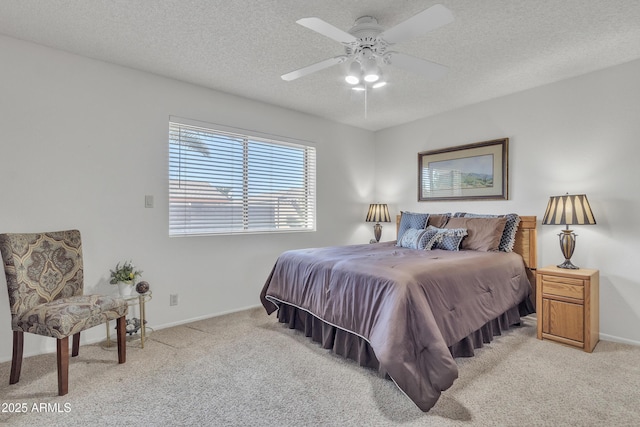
[541,275,584,300]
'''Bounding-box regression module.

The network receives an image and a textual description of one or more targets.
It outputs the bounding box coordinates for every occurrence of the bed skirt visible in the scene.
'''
[276,298,535,376]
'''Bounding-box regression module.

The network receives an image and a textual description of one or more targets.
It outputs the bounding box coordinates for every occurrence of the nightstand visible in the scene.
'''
[536,266,599,352]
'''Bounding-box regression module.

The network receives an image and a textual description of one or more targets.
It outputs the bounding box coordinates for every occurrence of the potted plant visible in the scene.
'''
[110,260,143,296]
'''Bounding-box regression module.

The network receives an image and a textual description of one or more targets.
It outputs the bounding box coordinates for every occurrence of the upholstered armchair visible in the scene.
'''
[0,230,128,395]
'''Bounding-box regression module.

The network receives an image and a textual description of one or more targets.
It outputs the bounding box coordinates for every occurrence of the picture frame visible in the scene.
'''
[418,138,508,201]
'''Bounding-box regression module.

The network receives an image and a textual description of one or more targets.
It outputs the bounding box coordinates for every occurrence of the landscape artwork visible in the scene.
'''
[427,154,494,191]
[418,138,508,201]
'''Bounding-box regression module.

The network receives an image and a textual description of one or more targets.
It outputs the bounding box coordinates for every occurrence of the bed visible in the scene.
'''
[260,213,537,411]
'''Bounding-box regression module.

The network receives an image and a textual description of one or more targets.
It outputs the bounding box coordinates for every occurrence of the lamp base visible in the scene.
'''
[557,259,579,269]
[373,223,382,242]
[557,228,579,269]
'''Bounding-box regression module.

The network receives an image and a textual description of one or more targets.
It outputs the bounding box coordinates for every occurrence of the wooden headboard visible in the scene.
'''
[395,214,537,270]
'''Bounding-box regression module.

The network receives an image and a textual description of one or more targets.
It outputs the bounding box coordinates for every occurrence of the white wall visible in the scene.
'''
[2,33,638,365]
[0,35,375,362]
[374,58,640,345]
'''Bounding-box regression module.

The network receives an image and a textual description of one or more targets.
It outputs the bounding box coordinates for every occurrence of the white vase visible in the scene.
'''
[118,282,134,297]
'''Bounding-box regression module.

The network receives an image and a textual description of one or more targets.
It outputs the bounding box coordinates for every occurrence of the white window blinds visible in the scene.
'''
[169,120,316,236]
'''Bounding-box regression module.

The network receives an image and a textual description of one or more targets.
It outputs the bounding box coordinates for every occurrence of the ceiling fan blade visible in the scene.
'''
[296,17,358,45]
[281,56,347,81]
[379,4,454,45]
[385,52,448,81]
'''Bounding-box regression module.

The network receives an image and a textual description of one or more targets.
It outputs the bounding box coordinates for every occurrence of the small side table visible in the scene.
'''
[106,291,152,349]
[536,266,599,352]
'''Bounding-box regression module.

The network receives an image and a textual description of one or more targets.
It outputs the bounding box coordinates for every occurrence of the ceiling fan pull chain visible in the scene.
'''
[364,84,368,119]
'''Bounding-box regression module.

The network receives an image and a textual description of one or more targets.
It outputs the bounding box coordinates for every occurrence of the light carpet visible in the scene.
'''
[1,307,639,426]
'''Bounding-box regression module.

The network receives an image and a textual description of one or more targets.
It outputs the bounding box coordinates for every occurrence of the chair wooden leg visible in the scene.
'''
[72,332,80,357]
[10,331,24,384]
[116,316,126,364]
[57,337,69,396]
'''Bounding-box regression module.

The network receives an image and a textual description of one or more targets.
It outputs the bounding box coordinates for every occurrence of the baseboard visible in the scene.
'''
[149,304,262,331]
[599,333,640,347]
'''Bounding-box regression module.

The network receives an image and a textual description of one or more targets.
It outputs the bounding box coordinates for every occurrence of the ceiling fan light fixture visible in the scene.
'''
[345,75,359,84]
[372,80,387,89]
[362,55,380,82]
[364,68,380,82]
[345,60,361,85]
[351,83,366,91]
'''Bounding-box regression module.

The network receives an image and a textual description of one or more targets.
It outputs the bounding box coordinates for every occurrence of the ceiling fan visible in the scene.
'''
[281,4,454,90]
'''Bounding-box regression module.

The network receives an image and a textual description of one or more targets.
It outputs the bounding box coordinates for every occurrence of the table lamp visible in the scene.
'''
[365,204,391,242]
[542,193,596,269]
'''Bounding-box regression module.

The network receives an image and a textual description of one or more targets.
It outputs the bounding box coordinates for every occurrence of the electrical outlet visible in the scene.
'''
[170,294,179,306]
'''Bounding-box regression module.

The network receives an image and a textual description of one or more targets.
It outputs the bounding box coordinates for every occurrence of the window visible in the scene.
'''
[169,119,316,236]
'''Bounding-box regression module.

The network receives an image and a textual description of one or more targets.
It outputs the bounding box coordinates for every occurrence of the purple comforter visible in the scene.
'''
[260,241,532,411]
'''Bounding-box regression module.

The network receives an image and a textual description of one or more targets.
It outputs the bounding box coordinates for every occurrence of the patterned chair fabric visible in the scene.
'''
[0,230,128,339]
[1,229,128,396]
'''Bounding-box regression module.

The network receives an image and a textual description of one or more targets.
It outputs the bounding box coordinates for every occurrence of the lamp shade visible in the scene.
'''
[366,204,391,223]
[542,194,596,226]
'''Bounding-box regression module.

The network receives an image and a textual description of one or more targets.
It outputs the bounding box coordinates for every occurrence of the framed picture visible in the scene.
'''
[418,138,508,201]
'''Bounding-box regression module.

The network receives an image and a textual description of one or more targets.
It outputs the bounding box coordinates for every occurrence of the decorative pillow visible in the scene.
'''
[396,212,430,246]
[427,226,468,251]
[417,227,442,250]
[426,213,451,228]
[398,228,428,249]
[453,212,521,252]
[445,217,508,252]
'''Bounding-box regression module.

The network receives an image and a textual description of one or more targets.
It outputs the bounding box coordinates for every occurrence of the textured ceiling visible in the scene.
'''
[2,0,640,131]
